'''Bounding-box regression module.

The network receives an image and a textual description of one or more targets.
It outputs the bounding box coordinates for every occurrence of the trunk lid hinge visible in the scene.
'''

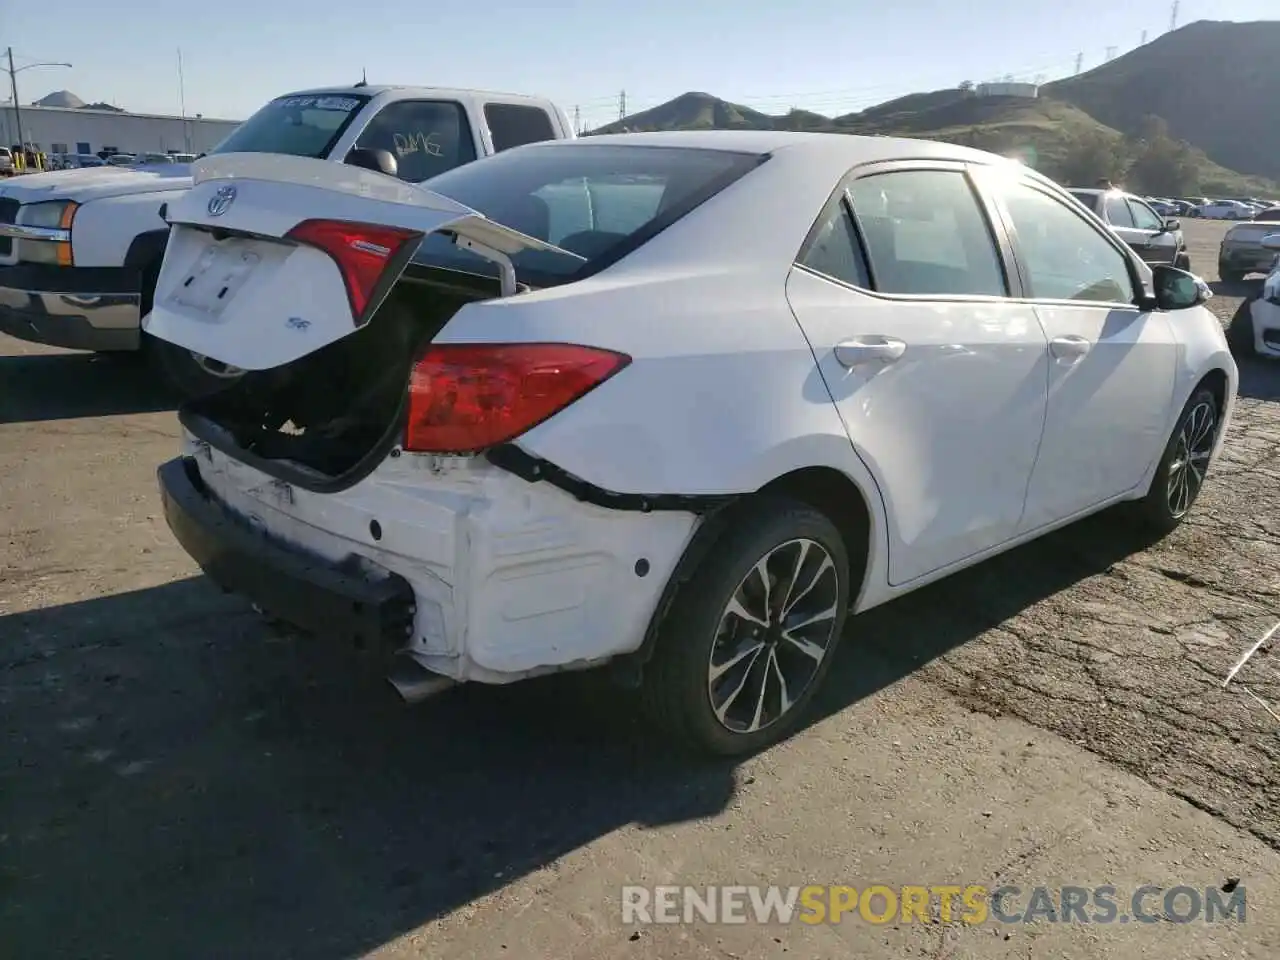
[451,234,526,297]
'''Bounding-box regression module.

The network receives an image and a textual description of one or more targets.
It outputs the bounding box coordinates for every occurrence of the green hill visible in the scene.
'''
[589,20,1280,196]
[1046,19,1280,182]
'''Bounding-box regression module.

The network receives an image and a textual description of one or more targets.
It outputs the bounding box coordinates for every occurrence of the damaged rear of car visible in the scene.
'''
[149,143,763,713]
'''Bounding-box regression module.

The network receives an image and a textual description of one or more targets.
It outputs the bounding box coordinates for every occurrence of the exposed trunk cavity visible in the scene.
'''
[180,275,495,489]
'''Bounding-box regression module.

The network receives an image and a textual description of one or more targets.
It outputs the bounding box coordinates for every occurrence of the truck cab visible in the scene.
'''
[0,85,573,394]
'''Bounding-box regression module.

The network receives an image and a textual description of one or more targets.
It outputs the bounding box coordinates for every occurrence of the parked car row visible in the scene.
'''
[0,88,1243,754]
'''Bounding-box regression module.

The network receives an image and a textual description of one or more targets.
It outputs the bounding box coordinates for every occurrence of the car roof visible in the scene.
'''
[555,129,1020,166]
[278,85,554,104]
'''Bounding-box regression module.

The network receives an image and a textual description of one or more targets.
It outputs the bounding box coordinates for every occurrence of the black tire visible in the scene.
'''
[1174,251,1191,271]
[640,497,851,756]
[1134,387,1220,536]
[138,259,242,399]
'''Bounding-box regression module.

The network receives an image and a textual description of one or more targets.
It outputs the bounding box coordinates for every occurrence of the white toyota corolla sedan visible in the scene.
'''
[145,131,1237,755]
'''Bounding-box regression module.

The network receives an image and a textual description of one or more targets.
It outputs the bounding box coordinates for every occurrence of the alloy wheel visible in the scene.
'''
[1166,400,1216,518]
[707,538,841,734]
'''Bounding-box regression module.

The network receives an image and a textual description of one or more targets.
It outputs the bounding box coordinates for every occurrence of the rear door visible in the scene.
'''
[143,154,571,372]
[785,162,1049,586]
[1126,196,1178,264]
[981,172,1177,529]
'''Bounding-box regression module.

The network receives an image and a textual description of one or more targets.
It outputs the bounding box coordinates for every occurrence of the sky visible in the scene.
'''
[3,0,1275,131]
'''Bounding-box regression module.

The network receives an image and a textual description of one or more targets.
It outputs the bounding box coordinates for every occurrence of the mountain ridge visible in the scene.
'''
[590,19,1279,195]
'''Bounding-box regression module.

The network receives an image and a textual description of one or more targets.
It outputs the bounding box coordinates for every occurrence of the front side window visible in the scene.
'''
[354,100,477,183]
[411,143,762,286]
[210,94,369,159]
[994,178,1136,304]
[1127,198,1163,231]
[485,103,558,152]
[1104,194,1135,227]
[846,169,1007,297]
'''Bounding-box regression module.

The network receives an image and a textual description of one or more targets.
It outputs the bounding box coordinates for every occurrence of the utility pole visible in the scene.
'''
[618,90,626,121]
[1169,0,1179,32]
[177,48,189,152]
[1105,46,1117,62]
[573,104,581,136]
[1074,52,1083,75]
[7,48,24,155]
[1141,30,1148,45]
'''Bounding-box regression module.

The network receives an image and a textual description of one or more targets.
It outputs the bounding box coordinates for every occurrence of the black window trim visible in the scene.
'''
[348,97,478,177]
[973,170,1148,311]
[793,157,1024,302]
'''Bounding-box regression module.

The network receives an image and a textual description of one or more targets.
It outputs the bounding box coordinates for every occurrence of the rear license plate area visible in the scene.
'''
[167,236,270,319]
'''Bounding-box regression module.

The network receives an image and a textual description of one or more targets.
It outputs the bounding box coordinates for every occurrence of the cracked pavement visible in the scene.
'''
[2,219,1278,958]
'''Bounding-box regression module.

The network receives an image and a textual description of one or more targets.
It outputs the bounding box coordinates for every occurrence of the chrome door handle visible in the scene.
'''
[834,336,907,369]
[1049,335,1092,361]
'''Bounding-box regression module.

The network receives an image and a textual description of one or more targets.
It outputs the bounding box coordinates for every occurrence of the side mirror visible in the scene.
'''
[1261,233,1280,252]
[1151,264,1210,311]
[345,147,398,178]
[1162,218,1181,232]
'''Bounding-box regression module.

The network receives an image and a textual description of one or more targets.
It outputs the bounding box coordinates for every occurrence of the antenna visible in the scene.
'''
[355,67,368,88]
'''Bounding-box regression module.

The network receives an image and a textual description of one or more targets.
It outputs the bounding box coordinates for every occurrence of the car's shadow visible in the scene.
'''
[1222,296,1280,402]
[0,350,176,424]
[1210,277,1263,299]
[0,508,1153,959]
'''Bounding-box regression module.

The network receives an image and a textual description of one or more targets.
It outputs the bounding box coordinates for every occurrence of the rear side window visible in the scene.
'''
[412,144,763,286]
[1104,194,1135,227]
[847,169,1007,297]
[355,100,477,183]
[485,104,558,152]
[798,199,870,288]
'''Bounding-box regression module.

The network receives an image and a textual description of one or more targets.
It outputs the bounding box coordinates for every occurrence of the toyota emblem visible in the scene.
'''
[207,185,237,217]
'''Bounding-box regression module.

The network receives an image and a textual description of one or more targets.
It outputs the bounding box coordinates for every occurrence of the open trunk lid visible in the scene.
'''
[143,153,577,372]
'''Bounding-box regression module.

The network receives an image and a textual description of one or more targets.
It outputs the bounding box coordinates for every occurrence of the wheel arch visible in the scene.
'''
[610,462,884,688]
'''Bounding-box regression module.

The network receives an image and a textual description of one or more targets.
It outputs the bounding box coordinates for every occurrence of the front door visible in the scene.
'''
[1125,196,1179,264]
[785,164,1049,586]
[982,173,1178,530]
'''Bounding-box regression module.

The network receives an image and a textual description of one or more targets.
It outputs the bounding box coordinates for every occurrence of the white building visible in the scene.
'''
[0,103,242,157]
[975,82,1039,99]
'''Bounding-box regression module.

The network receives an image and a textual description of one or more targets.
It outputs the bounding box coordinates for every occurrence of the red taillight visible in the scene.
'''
[404,343,631,454]
[285,219,423,322]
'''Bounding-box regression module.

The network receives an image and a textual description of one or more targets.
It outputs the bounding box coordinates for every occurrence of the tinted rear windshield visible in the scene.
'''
[412,143,764,286]
[209,94,369,160]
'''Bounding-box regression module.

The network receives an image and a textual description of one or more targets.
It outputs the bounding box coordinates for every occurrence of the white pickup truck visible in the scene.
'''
[0,85,574,394]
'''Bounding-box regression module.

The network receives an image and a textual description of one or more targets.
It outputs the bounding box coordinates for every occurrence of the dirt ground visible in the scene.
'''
[2,218,1279,959]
